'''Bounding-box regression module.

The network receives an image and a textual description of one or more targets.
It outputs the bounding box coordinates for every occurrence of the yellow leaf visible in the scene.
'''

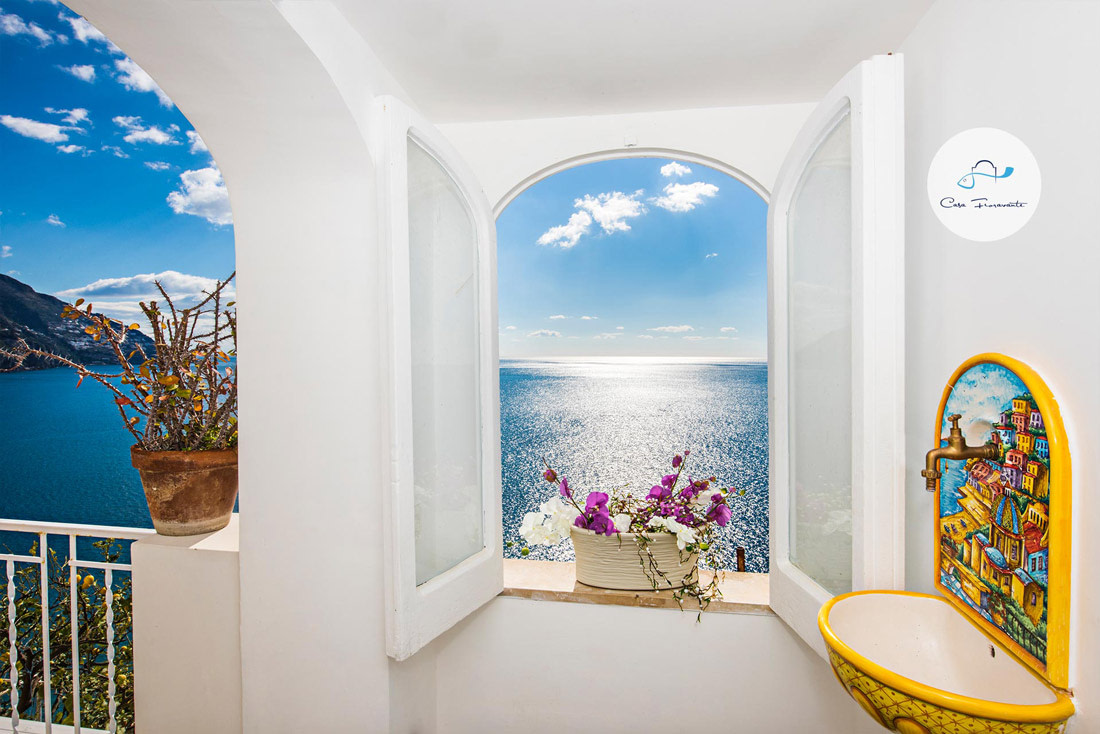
[129,323,140,331]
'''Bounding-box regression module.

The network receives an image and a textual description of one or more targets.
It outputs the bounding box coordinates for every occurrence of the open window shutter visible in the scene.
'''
[767,55,905,657]
[375,95,502,661]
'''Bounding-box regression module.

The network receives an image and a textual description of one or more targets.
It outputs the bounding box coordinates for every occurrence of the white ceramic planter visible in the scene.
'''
[571,526,699,590]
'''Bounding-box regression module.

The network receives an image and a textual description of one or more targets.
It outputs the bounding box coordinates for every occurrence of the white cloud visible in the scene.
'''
[504,325,516,330]
[47,214,65,227]
[45,107,89,125]
[113,115,178,145]
[637,334,654,339]
[537,190,647,248]
[537,210,591,248]
[616,326,624,330]
[0,115,68,143]
[57,271,222,300]
[575,190,646,234]
[56,144,89,155]
[593,333,621,340]
[144,161,171,171]
[7,270,19,276]
[55,271,233,326]
[166,167,233,226]
[114,58,172,107]
[720,326,738,333]
[527,329,561,338]
[580,315,597,320]
[1,246,12,258]
[660,162,692,178]
[683,336,704,341]
[647,324,694,333]
[651,181,719,212]
[705,252,718,259]
[186,130,208,155]
[1,10,62,45]
[101,145,128,158]
[60,64,95,82]
[548,314,566,320]
[61,13,105,44]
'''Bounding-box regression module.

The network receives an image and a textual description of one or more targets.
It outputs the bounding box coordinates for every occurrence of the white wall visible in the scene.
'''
[439,103,814,209]
[64,1,397,731]
[898,0,1100,728]
[433,598,876,733]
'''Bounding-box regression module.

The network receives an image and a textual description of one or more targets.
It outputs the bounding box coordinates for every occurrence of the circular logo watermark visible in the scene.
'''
[927,127,1040,242]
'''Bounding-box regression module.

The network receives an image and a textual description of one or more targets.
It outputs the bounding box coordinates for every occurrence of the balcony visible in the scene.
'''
[0,517,241,734]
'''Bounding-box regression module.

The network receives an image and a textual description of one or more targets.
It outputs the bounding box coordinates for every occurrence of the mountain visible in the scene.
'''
[0,273,155,371]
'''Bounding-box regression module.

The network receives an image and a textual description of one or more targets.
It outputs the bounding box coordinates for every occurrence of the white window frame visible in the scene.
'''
[374,95,502,661]
[767,54,906,656]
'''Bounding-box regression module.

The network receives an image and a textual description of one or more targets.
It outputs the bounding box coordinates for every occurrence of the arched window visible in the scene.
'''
[496,155,768,572]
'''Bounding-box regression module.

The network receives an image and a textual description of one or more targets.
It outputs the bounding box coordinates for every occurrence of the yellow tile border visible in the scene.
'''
[500,559,773,615]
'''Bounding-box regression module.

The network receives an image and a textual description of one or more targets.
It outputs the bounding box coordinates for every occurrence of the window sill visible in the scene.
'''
[501,559,772,616]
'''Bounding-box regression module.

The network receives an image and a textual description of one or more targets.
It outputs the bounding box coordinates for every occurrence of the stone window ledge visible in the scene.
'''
[501,559,772,616]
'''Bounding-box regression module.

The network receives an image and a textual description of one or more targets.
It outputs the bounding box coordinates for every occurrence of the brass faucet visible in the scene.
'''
[921,413,999,491]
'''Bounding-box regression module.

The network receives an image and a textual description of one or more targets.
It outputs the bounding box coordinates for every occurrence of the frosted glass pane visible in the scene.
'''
[788,109,852,596]
[407,136,484,586]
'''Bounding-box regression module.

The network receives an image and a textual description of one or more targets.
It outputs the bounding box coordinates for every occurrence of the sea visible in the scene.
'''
[501,359,769,572]
[0,359,770,572]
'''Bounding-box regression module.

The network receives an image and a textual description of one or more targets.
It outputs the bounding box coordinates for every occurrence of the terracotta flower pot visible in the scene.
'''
[131,446,239,536]
[571,526,698,590]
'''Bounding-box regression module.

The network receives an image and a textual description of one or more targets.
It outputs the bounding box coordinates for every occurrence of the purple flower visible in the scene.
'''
[585,492,609,512]
[684,449,690,457]
[672,454,682,468]
[543,468,558,483]
[661,473,677,488]
[559,477,572,498]
[706,502,732,527]
[589,508,616,536]
[648,484,671,500]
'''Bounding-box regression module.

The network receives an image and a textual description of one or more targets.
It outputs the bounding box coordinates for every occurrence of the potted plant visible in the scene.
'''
[1,273,238,536]
[517,450,743,609]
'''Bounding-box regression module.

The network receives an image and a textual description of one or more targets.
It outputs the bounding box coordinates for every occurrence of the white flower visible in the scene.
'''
[647,516,667,530]
[519,511,542,541]
[542,497,580,541]
[663,518,698,550]
[612,513,633,533]
[693,488,722,507]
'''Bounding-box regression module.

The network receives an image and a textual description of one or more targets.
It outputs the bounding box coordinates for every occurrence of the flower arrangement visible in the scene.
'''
[517,450,743,609]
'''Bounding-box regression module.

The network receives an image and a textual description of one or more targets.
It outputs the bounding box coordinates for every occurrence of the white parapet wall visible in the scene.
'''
[132,515,242,734]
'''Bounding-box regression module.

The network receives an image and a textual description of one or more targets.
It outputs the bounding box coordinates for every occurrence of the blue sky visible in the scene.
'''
[497,157,767,359]
[0,0,233,324]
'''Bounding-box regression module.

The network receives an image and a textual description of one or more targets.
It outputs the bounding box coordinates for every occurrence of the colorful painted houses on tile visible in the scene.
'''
[939,393,1049,665]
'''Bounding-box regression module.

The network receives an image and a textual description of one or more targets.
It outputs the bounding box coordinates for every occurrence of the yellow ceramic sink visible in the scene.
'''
[819,591,1074,734]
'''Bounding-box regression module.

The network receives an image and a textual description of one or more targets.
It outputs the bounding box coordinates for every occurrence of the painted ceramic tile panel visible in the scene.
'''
[939,362,1049,666]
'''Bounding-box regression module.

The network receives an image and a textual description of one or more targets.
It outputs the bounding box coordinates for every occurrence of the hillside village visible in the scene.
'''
[939,394,1050,663]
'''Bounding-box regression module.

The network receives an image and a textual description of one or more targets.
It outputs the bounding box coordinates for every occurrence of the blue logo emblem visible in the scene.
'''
[957,160,1014,189]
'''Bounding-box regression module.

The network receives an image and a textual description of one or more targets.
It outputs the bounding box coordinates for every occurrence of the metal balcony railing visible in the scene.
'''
[0,520,155,734]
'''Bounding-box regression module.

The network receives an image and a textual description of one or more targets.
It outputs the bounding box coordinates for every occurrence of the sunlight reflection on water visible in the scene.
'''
[501,359,768,572]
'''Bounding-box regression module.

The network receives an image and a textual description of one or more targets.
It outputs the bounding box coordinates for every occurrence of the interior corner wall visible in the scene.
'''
[898,0,1100,727]
[427,103,879,733]
[63,1,394,731]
